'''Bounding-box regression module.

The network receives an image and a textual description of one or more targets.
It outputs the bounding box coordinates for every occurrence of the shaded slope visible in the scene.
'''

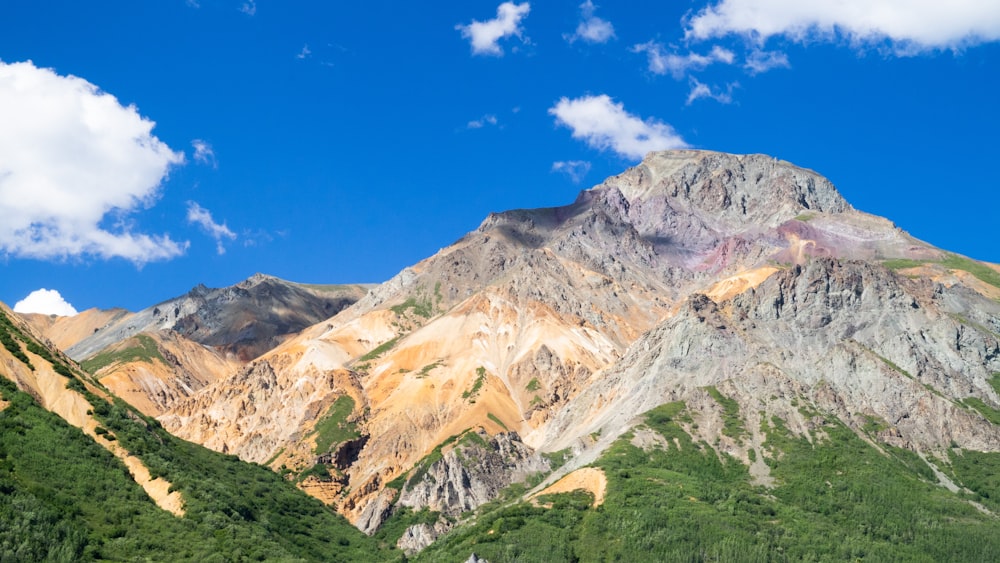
[65,274,371,362]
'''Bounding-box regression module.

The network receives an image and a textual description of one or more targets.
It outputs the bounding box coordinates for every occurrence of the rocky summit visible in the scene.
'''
[8,149,1000,560]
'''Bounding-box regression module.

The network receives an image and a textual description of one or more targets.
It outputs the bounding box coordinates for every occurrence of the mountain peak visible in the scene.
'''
[602,150,851,234]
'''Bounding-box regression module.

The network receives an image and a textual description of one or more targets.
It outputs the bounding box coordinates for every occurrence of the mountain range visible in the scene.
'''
[5,149,1000,561]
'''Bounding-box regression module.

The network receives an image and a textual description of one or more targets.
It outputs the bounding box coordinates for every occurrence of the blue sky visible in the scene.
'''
[1,1,998,314]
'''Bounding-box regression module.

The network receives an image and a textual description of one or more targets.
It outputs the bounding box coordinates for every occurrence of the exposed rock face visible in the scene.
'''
[535,258,1000,460]
[144,150,1000,538]
[396,430,549,517]
[64,275,370,362]
[397,520,454,556]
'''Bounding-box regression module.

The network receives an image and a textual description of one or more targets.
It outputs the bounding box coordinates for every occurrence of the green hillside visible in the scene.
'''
[419,402,1000,562]
[0,372,391,562]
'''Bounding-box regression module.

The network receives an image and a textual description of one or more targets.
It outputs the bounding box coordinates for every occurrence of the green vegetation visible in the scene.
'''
[704,385,746,442]
[390,297,433,318]
[989,372,1000,396]
[882,254,1000,289]
[487,412,508,431]
[962,397,1000,425]
[950,449,1000,512]
[525,377,541,392]
[0,310,35,370]
[81,334,166,374]
[390,284,447,320]
[882,258,928,271]
[297,462,334,483]
[357,336,400,363]
[0,374,389,562]
[861,413,890,435]
[542,449,570,472]
[940,254,1000,289]
[311,395,360,454]
[793,212,815,222]
[462,366,488,401]
[372,507,442,550]
[416,361,441,378]
[420,400,1000,562]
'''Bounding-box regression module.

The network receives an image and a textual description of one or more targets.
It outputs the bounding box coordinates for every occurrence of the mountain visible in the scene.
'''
[152,149,1000,551]
[23,275,370,417]
[10,149,1000,560]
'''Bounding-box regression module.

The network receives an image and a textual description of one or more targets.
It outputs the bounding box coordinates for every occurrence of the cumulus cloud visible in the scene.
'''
[551,160,592,183]
[633,42,735,78]
[686,0,1000,52]
[686,78,738,105]
[549,94,688,160]
[187,201,236,255]
[457,2,531,56]
[13,288,78,316]
[0,61,186,263]
[467,114,499,129]
[566,1,615,44]
[191,139,216,167]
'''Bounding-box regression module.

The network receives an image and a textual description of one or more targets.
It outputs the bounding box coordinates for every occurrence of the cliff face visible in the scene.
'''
[141,150,1000,533]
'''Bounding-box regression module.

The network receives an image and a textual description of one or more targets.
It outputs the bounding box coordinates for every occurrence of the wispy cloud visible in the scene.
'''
[565,1,615,44]
[13,288,78,316]
[551,160,592,183]
[467,114,499,129]
[191,139,217,168]
[632,42,734,79]
[744,49,790,74]
[0,61,186,264]
[296,44,311,60]
[686,0,1000,53]
[187,202,236,255]
[239,0,256,16]
[457,2,531,56]
[686,78,738,105]
[549,94,688,160]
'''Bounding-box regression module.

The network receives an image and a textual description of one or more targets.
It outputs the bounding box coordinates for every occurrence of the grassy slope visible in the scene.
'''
[419,402,1000,562]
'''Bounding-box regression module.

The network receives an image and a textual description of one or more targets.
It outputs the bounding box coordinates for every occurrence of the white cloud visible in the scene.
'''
[186,0,200,8]
[297,44,312,59]
[0,61,186,263]
[686,78,738,105]
[686,0,1000,52]
[549,94,688,160]
[240,0,256,16]
[191,139,217,167]
[187,201,236,255]
[14,288,78,316]
[457,2,531,56]
[744,49,790,74]
[551,160,592,183]
[467,114,498,129]
[632,42,735,79]
[566,1,615,44]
